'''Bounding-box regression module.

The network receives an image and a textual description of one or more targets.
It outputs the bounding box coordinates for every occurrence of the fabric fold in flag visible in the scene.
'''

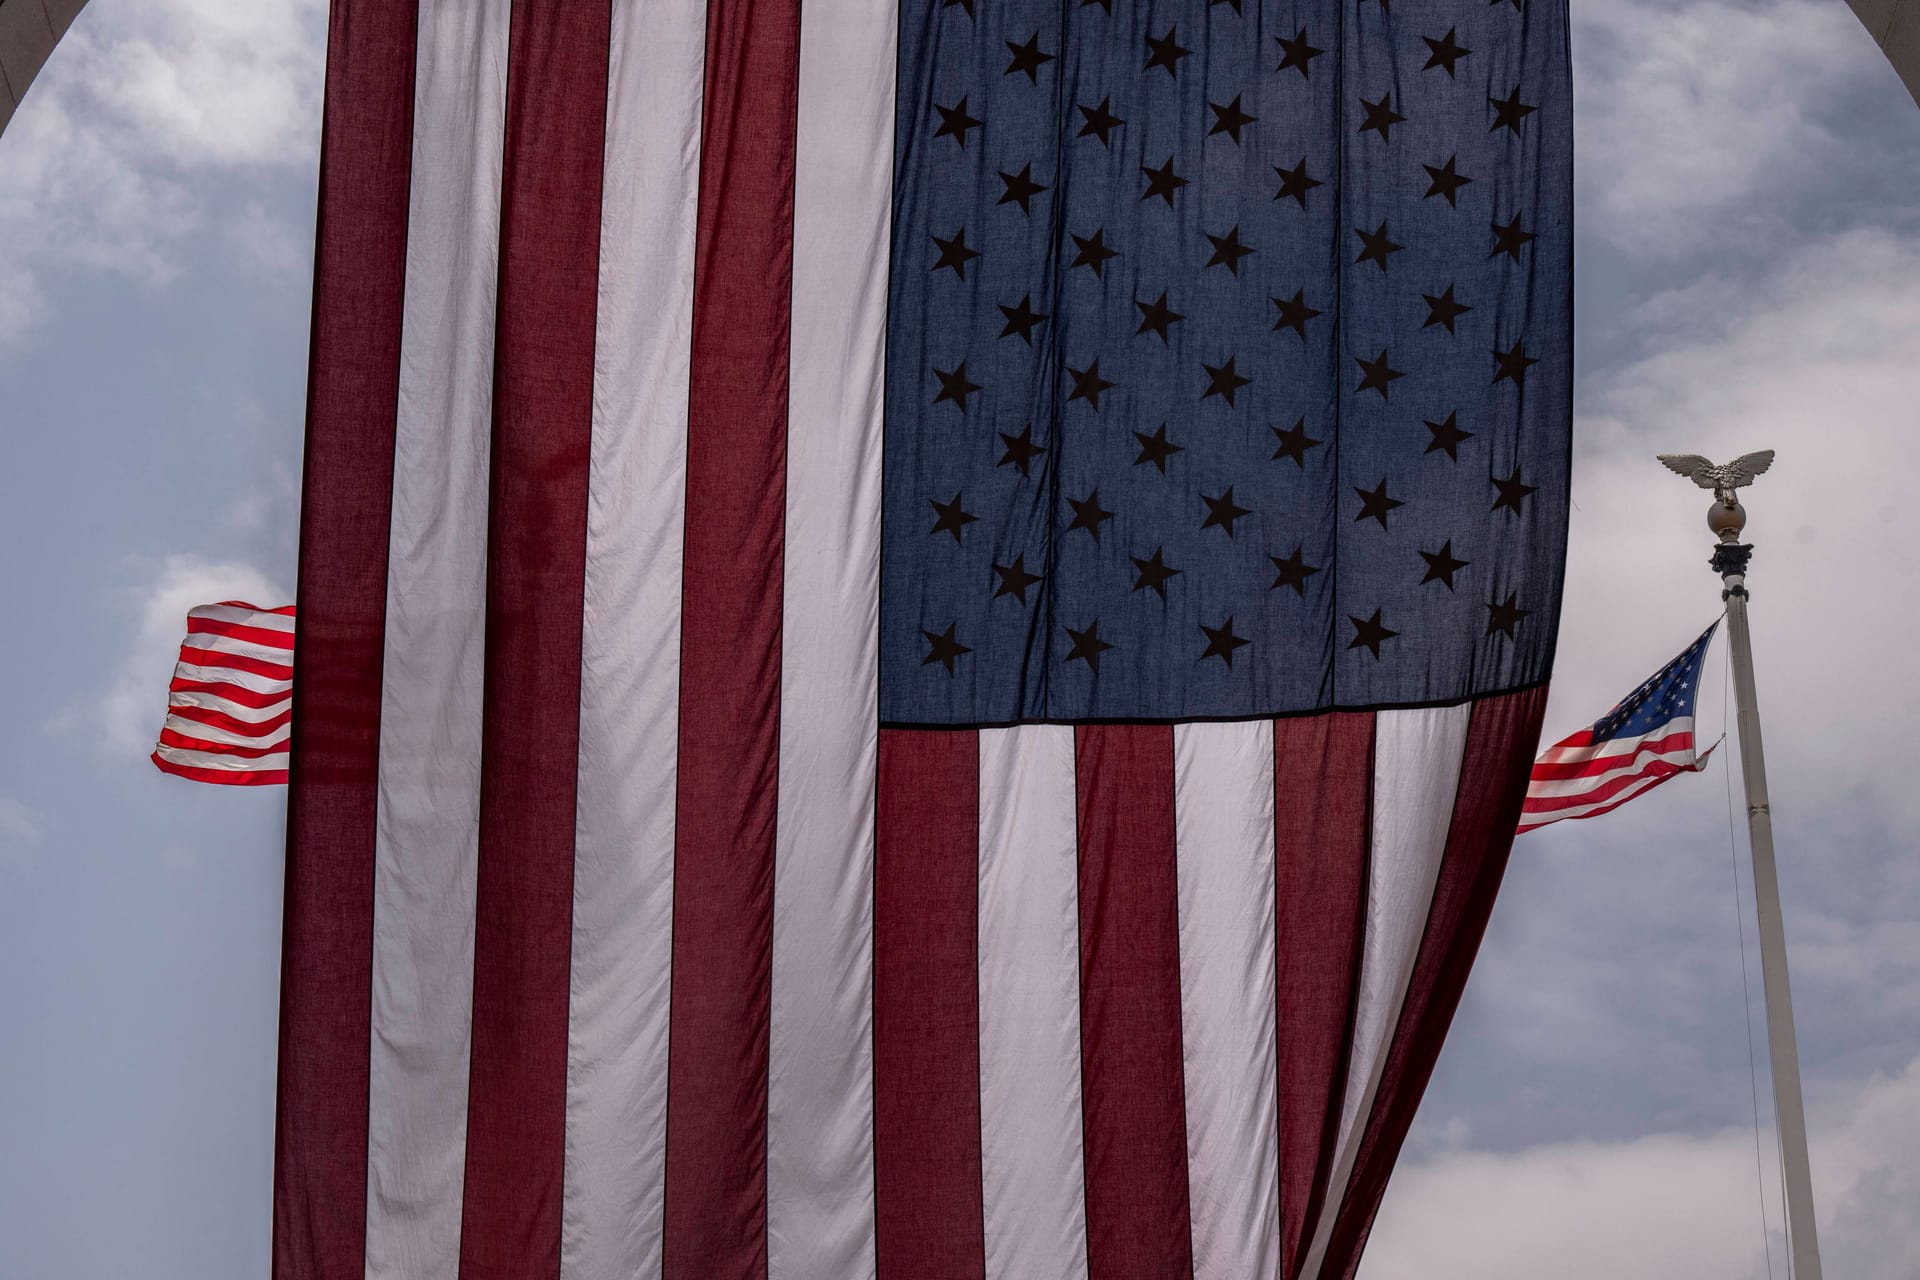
[1518,621,1720,834]
[274,2,1573,1277]
[151,602,296,786]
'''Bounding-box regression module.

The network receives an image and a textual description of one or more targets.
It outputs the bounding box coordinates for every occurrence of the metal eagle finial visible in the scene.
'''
[1656,449,1776,508]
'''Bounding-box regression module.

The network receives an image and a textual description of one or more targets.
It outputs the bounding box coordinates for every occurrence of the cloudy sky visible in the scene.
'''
[1,1,1917,1276]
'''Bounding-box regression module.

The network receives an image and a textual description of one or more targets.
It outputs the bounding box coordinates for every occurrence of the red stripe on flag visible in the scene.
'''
[158,727,287,758]
[1325,685,1549,1279]
[1518,765,1695,832]
[661,0,801,1274]
[186,616,299,650]
[208,601,297,617]
[1074,725,1195,1280]
[1527,730,1693,780]
[153,754,289,786]
[177,645,295,681]
[1523,756,1695,813]
[168,703,294,737]
[272,3,418,1276]
[168,678,291,711]
[1540,727,1594,751]
[1272,712,1374,1280]
[875,730,987,1280]
[456,5,609,1276]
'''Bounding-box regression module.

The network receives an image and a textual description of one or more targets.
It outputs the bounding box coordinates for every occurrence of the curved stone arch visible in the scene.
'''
[3,0,1920,142]
[0,0,87,137]
[1852,0,1920,100]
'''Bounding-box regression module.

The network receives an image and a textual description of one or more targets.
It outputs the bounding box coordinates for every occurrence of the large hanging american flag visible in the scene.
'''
[279,3,1569,1279]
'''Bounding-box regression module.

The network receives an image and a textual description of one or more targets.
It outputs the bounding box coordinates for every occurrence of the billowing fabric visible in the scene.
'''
[1518,621,1718,834]
[275,2,1568,1279]
[149,602,296,784]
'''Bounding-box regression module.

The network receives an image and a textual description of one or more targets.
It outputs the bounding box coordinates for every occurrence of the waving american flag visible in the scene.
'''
[150,603,295,785]
[276,2,1570,1279]
[1519,622,1720,835]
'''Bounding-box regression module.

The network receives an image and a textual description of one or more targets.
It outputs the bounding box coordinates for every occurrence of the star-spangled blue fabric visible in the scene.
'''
[1592,623,1716,744]
[879,0,1573,727]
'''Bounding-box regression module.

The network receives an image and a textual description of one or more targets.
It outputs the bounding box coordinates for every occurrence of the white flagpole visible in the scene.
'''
[1696,467,1823,1279]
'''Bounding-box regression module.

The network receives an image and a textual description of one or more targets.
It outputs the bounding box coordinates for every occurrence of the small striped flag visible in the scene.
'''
[151,602,295,786]
[1518,622,1719,834]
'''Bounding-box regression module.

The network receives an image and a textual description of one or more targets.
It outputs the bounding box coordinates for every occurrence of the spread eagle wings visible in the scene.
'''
[1656,454,1716,487]
[1656,450,1776,490]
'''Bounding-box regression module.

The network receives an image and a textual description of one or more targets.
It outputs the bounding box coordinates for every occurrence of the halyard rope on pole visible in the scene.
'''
[1722,637,1777,1280]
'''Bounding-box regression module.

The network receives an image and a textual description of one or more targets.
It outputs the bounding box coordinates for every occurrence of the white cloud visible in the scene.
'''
[1559,225,1920,831]
[1573,0,1881,256]
[0,0,325,344]
[95,554,287,757]
[0,257,47,345]
[79,0,328,170]
[1493,221,1920,1118]
[1415,219,1920,1175]
[0,796,42,872]
[224,199,311,280]
[1365,1055,1920,1278]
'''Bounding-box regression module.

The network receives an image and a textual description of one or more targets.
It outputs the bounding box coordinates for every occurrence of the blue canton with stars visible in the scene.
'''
[880,0,1573,727]
[1592,624,1717,744]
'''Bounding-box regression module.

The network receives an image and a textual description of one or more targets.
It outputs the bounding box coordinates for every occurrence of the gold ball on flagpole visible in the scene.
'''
[1708,496,1747,542]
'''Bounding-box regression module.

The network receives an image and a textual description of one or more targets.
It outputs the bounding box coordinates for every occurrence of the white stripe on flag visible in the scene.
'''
[977,726,1091,1280]
[165,689,289,722]
[1520,769,1678,827]
[152,744,289,772]
[1173,720,1281,1280]
[362,3,508,1274]
[1298,704,1472,1280]
[559,0,704,1274]
[767,2,897,1276]
[1524,748,1699,800]
[1534,717,1694,765]
[170,662,291,696]
[162,714,289,750]
[182,633,296,667]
